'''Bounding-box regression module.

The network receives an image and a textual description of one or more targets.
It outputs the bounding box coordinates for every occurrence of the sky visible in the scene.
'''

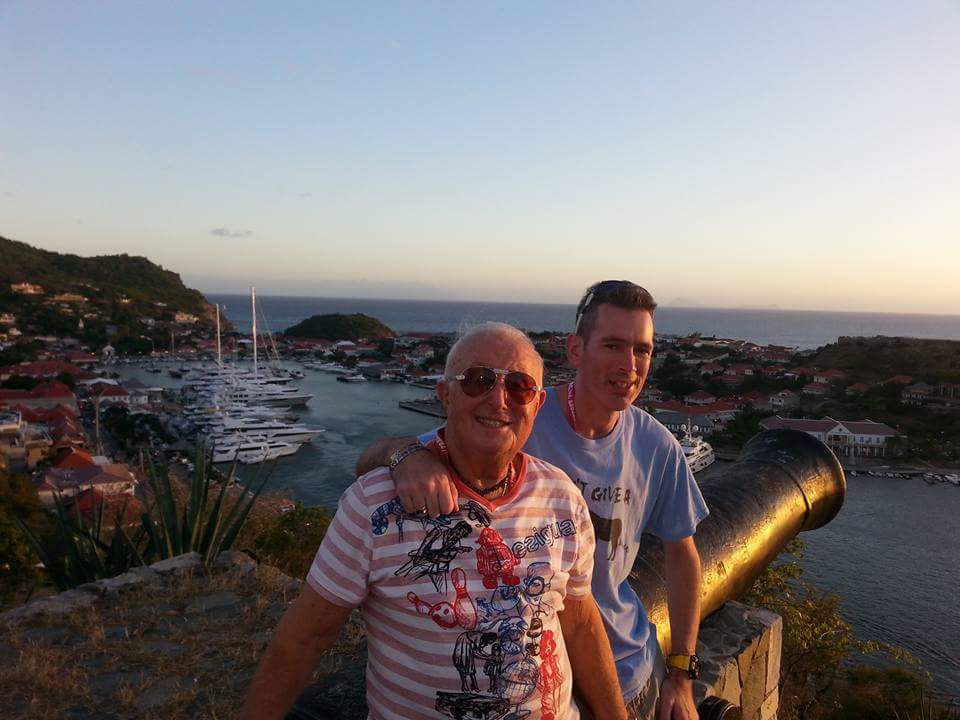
[1,2,958,314]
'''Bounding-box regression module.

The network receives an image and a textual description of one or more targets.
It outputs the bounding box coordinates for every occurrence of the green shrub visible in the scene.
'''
[246,503,332,579]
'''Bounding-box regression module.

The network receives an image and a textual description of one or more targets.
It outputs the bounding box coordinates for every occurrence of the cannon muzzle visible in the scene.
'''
[629,429,846,654]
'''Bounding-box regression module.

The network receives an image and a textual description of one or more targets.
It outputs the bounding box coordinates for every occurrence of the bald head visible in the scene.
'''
[444,322,544,382]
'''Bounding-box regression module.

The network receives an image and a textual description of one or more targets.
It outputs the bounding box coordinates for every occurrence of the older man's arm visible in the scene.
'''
[240,585,353,720]
[558,592,628,720]
[659,535,703,720]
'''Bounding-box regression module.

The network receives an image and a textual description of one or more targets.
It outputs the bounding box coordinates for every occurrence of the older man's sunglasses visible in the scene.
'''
[450,366,542,405]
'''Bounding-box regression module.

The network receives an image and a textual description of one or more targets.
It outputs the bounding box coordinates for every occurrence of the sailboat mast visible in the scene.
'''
[251,287,258,379]
[215,303,222,371]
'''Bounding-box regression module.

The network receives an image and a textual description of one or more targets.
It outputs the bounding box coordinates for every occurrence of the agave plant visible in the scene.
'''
[15,492,146,591]
[16,448,268,589]
[140,448,269,566]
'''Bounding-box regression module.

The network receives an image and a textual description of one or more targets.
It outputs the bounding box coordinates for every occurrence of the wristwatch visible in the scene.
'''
[388,441,427,470]
[666,653,701,680]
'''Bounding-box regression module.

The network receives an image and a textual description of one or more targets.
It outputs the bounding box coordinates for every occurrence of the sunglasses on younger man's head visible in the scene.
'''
[449,366,543,405]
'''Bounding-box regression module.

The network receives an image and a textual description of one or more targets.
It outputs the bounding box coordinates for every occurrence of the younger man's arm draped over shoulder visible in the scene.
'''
[355,435,460,516]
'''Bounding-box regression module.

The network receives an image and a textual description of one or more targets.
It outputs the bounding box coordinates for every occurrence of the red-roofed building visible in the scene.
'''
[699,363,724,376]
[785,367,815,379]
[64,351,98,365]
[761,365,787,378]
[769,390,800,410]
[761,416,900,457]
[684,390,717,406]
[0,360,84,381]
[884,375,914,385]
[0,382,79,414]
[638,385,667,402]
[741,390,770,409]
[718,373,746,387]
[845,382,872,396]
[802,382,831,397]
[814,369,848,384]
[53,447,99,469]
[35,463,137,506]
[63,488,146,528]
[724,363,755,377]
[92,384,132,406]
[759,349,795,364]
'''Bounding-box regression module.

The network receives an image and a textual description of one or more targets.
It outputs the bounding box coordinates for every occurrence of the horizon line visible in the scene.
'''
[200,291,960,320]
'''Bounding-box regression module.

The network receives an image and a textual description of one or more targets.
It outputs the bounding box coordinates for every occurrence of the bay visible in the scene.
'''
[208,293,960,351]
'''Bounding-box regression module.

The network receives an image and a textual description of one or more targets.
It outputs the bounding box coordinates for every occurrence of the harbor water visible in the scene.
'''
[120,365,960,693]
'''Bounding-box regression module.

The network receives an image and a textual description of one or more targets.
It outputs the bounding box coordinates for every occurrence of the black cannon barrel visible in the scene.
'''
[629,428,846,654]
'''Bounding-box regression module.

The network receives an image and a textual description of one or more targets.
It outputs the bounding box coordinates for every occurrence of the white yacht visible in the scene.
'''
[207,419,325,445]
[679,422,716,474]
[211,437,301,464]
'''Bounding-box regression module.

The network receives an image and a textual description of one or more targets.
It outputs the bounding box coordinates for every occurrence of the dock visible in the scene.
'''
[398,398,447,419]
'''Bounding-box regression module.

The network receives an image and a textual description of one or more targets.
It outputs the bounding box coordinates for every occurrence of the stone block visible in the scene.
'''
[42,588,100,618]
[186,591,242,615]
[150,552,203,576]
[765,616,783,695]
[95,570,151,596]
[214,550,256,572]
[1,587,98,625]
[760,689,779,720]
[715,658,743,707]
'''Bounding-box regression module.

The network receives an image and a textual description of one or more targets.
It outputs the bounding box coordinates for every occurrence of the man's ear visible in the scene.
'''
[566,333,584,369]
[437,380,450,411]
[534,389,547,413]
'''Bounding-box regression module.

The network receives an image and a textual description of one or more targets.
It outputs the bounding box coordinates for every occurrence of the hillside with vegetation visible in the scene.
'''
[0,236,218,355]
[811,336,960,383]
[0,236,211,315]
[283,313,394,341]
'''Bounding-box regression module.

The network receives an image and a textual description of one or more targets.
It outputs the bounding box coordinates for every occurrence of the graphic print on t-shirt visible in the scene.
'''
[370,497,566,720]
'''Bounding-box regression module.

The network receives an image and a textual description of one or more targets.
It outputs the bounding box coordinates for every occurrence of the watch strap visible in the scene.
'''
[666,653,700,679]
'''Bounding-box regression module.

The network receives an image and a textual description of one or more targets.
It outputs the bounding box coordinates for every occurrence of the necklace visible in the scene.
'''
[435,432,517,500]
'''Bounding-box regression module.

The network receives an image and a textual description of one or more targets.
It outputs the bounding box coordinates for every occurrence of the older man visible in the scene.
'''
[242,322,627,720]
[358,282,708,720]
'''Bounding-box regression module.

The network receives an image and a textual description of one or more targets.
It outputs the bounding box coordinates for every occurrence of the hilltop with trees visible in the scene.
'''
[283,313,394,341]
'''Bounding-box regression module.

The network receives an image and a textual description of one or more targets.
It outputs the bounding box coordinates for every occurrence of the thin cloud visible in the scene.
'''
[210,227,254,238]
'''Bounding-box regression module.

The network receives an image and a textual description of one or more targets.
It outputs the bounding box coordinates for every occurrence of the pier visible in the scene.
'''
[398,397,446,418]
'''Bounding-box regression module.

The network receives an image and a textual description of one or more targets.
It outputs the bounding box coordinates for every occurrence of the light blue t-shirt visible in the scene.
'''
[421,386,709,700]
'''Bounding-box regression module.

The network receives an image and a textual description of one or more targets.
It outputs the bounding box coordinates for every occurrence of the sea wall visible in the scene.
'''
[1,552,781,719]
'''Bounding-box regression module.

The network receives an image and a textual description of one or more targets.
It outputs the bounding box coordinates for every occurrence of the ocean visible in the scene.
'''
[207,294,960,351]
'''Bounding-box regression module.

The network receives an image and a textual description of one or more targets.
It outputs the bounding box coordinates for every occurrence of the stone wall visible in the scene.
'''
[694,601,783,720]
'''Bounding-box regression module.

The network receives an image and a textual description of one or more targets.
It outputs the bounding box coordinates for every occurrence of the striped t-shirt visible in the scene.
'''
[307,448,596,720]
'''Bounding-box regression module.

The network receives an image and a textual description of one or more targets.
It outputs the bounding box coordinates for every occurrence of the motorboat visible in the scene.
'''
[211,437,302,464]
